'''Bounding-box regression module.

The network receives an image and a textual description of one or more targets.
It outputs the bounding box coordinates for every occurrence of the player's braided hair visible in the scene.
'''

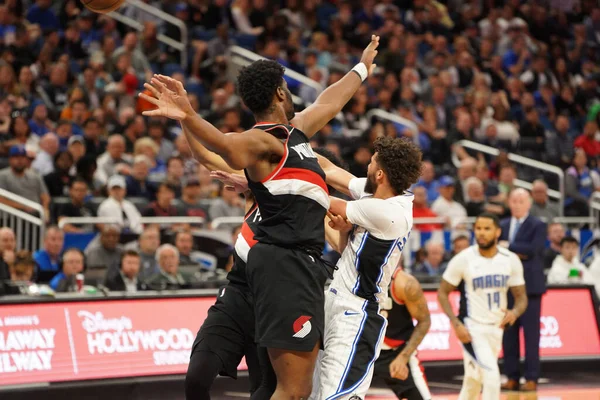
[237,60,285,116]
[373,136,422,195]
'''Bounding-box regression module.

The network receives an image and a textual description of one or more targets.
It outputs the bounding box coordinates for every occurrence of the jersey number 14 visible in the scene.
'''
[487,292,500,310]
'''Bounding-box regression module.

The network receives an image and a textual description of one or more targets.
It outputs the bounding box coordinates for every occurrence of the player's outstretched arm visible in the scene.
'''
[316,154,356,197]
[182,124,242,175]
[500,284,528,328]
[438,279,472,343]
[291,35,379,138]
[141,75,281,170]
[390,273,431,380]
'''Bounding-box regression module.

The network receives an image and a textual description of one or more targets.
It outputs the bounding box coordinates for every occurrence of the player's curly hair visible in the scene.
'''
[373,136,422,195]
[237,60,285,116]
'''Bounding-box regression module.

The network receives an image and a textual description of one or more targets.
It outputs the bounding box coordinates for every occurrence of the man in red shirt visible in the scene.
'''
[412,186,443,232]
[574,121,600,159]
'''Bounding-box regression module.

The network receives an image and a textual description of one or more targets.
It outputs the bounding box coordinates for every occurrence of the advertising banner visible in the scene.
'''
[1,288,598,386]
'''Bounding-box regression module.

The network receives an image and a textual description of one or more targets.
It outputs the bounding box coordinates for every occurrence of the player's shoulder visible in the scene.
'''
[497,246,520,260]
[496,246,513,258]
[453,245,477,262]
[393,270,423,301]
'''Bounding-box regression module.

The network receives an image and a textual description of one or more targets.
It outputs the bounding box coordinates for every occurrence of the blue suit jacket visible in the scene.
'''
[500,215,547,295]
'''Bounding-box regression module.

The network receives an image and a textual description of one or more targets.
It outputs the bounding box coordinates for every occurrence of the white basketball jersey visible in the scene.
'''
[443,246,525,325]
[330,178,413,303]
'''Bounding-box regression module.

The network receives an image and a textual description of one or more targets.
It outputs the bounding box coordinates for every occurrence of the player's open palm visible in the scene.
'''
[210,171,249,193]
[389,357,409,380]
[454,322,472,344]
[360,35,380,75]
[139,75,192,121]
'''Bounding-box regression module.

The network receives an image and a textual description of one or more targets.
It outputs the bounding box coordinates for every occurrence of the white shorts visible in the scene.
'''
[459,318,503,400]
[312,287,387,400]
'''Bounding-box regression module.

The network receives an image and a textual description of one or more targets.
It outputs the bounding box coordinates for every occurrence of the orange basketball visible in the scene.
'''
[82,0,126,14]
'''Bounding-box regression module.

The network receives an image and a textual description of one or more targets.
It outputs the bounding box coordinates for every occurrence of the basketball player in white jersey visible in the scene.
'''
[437,213,528,400]
[312,136,423,400]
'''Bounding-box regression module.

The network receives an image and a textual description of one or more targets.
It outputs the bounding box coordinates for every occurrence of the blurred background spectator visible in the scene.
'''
[0,0,598,297]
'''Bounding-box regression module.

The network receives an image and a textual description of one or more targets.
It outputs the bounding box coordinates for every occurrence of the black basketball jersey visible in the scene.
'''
[244,123,329,252]
[227,202,260,286]
[383,268,415,347]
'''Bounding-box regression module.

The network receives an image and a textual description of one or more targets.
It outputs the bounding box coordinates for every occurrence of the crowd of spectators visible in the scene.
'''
[0,0,600,294]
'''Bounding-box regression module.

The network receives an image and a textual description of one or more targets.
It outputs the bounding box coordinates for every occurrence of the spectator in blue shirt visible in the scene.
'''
[26,0,60,31]
[28,101,52,137]
[49,248,85,292]
[34,226,64,283]
[414,160,440,204]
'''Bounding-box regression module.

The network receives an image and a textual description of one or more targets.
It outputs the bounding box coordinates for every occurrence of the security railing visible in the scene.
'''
[57,216,205,229]
[365,109,420,145]
[0,189,45,251]
[110,0,188,69]
[228,45,323,107]
[591,192,600,223]
[451,140,565,215]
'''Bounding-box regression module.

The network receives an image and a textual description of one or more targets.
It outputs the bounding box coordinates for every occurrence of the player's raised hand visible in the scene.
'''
[389,355,409,380]
[210,170,249,193]
[327,212,353,232]
[453,321,472,344]
[139,75,193,121]
[360,35,380,75]
[500,309,518,328]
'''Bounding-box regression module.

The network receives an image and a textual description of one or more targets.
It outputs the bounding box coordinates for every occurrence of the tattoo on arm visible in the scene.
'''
[400,277,431,359]
[437,279,460,326]
[510,285,528,317]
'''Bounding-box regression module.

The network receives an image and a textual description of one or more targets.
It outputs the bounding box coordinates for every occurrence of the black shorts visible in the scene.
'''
[246,243,328,352]
[190,284,257,378]
[373,345,430,400]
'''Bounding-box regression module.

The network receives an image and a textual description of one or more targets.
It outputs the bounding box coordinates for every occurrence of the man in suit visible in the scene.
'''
[104,250,141,293]
[499,188,545,392]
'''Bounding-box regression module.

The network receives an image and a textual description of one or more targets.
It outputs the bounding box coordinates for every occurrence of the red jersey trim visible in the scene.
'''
[272,167,329,194]
[383,337,406,348]
[240,221,258,247]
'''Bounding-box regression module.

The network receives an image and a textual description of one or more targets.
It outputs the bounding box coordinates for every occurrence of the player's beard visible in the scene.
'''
[364,173,377,194]
[477,237,497,250]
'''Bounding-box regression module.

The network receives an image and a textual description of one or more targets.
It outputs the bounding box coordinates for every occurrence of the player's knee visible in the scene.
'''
[275,380,313,400]
[481,369,501,387]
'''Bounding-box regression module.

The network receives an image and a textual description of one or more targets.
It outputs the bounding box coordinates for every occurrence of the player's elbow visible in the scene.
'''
[417,315,431,332]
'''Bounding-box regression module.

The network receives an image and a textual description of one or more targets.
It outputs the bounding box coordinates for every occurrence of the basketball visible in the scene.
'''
[82,0,126,14]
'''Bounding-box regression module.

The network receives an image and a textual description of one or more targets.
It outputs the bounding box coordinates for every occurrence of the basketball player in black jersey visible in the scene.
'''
[177,127,275,400]
[374,267,432,400]
[181,126,347,400]
[141,36,380,399]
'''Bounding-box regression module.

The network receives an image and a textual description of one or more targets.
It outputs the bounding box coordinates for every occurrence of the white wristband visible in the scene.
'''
[352,63,368,82]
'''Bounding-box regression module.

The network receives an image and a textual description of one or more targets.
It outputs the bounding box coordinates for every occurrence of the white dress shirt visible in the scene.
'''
[120,272,138,293]
[97,197,143,234]
[509,214,529,243]
[32,150,54,176]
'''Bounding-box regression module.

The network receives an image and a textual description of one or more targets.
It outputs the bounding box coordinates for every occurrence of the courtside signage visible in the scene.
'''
[1,289,598,385]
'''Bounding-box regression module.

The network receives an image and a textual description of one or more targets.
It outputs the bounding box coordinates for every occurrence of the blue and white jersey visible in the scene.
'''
[330,178,413,303]
[443,246,525,326]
